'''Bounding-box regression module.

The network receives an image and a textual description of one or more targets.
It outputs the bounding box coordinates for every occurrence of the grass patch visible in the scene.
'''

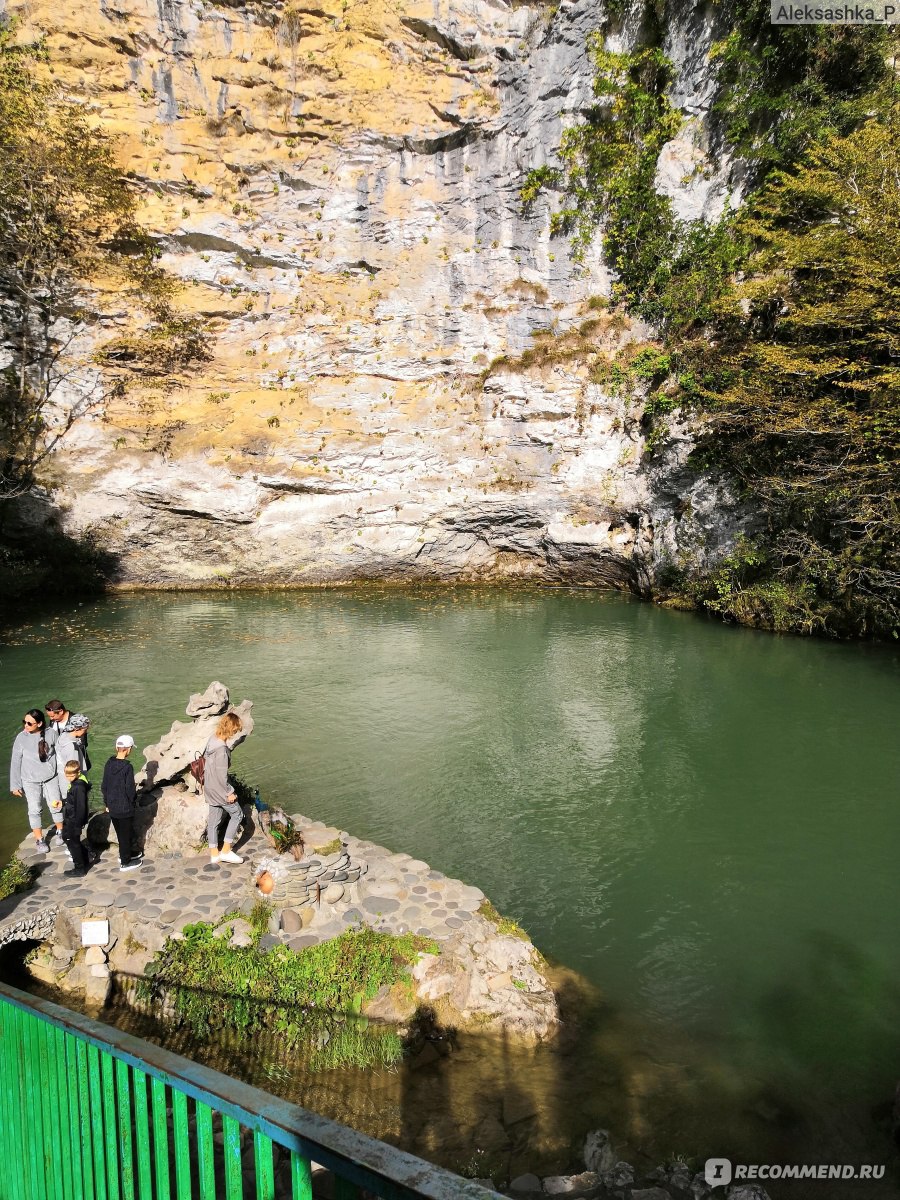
[477,900,530,941]
[0,855,35,902]
[478,307,632,388]
[217,900,272,946]
[138,924,438,1069]
[310,837,341,857]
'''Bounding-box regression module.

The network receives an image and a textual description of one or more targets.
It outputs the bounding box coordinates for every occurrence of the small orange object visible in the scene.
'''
[256,871,274,895]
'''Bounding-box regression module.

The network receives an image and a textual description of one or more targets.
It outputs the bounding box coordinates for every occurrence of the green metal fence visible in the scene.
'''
[0,981,499,1200]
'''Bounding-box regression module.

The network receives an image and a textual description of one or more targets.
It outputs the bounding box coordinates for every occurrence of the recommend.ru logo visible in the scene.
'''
[705,1158,885,1186]
[705,1159,732,1187]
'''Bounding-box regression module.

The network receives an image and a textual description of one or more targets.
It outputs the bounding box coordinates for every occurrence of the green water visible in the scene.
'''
[3,589,900,1184]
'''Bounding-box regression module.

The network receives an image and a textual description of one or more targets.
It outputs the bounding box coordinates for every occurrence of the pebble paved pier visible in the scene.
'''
[0,813,486,951]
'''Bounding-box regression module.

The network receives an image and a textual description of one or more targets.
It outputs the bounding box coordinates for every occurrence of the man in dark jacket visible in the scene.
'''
[61,759,91,876]
[101,735,142,872]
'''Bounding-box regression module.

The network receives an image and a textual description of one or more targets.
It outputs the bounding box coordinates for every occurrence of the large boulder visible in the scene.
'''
[136,784,203,856]
[411,915,559,1042]
[137,783,262,857]
[185,681,230,718]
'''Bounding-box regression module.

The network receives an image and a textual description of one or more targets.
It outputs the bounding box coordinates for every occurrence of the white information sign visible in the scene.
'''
[81,919,109,947]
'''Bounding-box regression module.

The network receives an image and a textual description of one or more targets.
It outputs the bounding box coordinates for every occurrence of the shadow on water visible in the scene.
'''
[0,492,120,621]
[738,931,900,1192]
[3,944,900,1198]
[2,590,900,1198]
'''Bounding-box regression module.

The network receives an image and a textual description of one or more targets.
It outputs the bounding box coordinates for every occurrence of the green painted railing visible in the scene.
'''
[0,981,499,1200]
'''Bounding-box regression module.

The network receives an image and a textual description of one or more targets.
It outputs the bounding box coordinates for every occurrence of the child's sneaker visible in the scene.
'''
[34,840,49,855]
[218,850,243,865]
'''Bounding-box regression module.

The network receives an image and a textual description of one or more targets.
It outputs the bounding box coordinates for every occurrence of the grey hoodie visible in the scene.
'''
[10,727,59,791]
[203,736,234,807]
[56,730,87,789]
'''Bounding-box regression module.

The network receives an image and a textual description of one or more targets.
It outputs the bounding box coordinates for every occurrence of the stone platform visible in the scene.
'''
[1,815,556,1039]
[0,683,558,1041]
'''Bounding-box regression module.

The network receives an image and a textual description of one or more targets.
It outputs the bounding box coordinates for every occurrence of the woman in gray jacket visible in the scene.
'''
[205,711,244,865]
[10,709,62,853]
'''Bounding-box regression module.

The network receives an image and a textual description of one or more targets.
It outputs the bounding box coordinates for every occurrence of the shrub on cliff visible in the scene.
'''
[523,0,900,636]
[0,24,209,503]
[679,112,900,636]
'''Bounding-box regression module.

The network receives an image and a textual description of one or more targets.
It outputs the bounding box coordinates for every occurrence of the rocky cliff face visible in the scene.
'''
[4,0,747,588]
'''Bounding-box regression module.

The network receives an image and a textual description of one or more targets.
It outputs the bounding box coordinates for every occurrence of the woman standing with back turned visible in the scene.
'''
[205,711,244,865]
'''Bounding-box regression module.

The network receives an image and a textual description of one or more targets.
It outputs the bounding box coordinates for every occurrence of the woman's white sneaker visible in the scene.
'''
[218,850,243,864]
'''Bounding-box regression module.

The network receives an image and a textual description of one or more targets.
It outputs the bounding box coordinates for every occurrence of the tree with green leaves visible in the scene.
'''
[0,31,138,495]
[682,109,900,636]
[0,26,208,500]
[522,0,900,635]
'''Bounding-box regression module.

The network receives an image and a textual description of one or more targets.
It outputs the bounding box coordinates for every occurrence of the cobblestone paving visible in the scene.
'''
[0,814,486,950]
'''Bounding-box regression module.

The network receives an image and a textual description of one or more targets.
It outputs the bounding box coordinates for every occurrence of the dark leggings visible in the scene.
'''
[110,815,135,866]
[63,836,89,872]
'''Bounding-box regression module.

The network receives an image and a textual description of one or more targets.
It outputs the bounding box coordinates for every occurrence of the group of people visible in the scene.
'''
[8,702,248,876]
[9,700,141,875]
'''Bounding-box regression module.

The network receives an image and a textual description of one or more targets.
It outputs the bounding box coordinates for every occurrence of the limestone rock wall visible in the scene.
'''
[3,0,748,587]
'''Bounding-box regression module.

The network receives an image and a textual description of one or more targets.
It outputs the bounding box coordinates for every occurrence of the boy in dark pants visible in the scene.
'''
[101,735,142,872]
[61,760,91,876]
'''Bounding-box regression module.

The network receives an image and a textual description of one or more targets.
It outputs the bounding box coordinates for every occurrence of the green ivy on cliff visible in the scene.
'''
[678,110,900,636]
[708,6,895,172]
[523,0,900,636]
[522,41,683,322]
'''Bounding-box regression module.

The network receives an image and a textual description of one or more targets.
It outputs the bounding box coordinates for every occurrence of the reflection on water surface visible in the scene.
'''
[2,588,900,1194]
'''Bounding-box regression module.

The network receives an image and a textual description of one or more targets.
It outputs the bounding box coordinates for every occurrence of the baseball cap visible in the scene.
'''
[115,735,135,749]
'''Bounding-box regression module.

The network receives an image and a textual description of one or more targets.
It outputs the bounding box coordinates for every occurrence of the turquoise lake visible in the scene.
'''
[2,588,899,1190]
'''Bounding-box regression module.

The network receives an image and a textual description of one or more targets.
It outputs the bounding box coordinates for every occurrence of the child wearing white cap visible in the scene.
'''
[101,735,141,871]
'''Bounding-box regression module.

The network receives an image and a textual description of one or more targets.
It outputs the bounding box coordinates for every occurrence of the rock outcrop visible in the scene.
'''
[80,680,255,854]
[137,680,254,789]
[504,1130,772,1200]
[2,0,749,590]
[3,684,558,1043]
